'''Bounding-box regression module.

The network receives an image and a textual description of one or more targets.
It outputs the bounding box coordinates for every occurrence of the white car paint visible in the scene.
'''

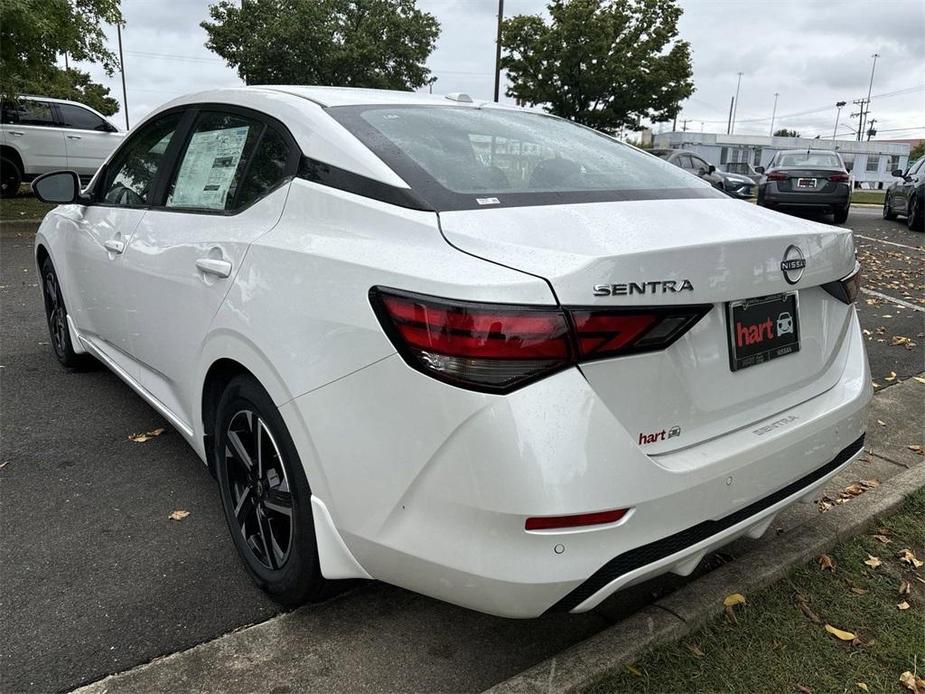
[34,86,871,618]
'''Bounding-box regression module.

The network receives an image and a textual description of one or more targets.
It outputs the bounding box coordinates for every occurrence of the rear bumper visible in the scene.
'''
[760,183,850,210]
[284,309,871,618]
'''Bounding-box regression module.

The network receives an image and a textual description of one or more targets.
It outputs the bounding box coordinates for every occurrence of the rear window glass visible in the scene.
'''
[775,152,842,168]
[329,106,720,211]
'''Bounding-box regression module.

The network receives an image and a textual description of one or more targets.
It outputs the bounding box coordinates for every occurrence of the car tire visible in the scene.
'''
[833,205,849,224]
[40,256,93,368]
[882,194,897,220]
[214,374,331,605]
[908,195,924,232]
[1,156,22,198]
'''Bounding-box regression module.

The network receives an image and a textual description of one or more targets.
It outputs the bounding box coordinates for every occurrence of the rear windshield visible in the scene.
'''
[328,105,722,211]
[775,152,842,168]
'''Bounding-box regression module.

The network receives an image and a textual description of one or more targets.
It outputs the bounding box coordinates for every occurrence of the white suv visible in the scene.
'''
[1,96,123,196]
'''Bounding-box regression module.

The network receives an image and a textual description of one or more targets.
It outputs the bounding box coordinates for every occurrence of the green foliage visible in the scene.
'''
[0,0,123,105]
[40,67,120,115]
[202,0,440,90]
[774,128,801,138]
[500,0,694,132]
[908,141,925,162]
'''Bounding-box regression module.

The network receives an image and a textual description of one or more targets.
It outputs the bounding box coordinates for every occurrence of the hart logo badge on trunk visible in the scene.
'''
[638,425,681,445]
[727,293,800,371]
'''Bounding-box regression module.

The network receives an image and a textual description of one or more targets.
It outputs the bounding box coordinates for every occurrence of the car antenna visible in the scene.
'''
[445,92,474,103]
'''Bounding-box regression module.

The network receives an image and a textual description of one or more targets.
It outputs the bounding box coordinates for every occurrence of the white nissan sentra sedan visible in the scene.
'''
[32,87,870,618]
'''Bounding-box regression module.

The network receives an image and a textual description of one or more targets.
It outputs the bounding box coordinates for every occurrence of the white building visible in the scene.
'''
[652,132,911,188]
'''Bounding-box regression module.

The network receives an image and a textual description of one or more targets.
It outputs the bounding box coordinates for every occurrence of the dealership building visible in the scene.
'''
[651,132,911,188]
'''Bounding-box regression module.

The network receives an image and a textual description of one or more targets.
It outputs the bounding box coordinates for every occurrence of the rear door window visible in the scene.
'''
[4,100,56,127]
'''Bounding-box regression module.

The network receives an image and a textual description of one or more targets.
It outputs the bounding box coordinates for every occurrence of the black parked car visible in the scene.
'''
[756,149,852,223]
[884,157,924,231]
[651,149,755,199]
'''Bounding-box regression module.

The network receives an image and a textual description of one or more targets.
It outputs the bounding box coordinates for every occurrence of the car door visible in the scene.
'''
[0,99,67,174]
[122,108,297,426]
[897,158,924,212]
[55,102,123,177]
[61,110,188,374]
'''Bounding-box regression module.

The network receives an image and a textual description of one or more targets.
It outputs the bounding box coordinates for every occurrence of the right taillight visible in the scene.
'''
[370,287,711,393]
[829,173,850,183]
[822,262,862,304]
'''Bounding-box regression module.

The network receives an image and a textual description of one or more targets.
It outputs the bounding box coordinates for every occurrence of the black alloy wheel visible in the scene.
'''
[882,193,897,220]
[908,195,923,232]
[0,156,21,198]
[40,257,88,367]
[214,374,329,604]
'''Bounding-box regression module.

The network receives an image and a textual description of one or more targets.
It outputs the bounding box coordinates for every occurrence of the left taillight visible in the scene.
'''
[370,287,711,393]
[822,262,862,304]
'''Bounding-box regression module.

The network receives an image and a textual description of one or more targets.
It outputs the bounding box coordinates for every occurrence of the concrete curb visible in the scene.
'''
[485,462,925,694]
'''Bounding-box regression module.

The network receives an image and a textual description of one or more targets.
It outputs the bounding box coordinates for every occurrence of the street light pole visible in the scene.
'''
[833,100,846,140]
[859,53,879,141]
[117,22,129,130]
[768,92,779,136]
[730,72,743,134]
[493,0,504,103]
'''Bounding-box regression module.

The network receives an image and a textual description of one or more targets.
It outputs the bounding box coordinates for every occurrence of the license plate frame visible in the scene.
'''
[797,177,816,189]
[727,292,800,372]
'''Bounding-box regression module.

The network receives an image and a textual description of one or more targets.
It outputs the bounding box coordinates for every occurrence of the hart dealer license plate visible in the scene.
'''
[727,293,800,372]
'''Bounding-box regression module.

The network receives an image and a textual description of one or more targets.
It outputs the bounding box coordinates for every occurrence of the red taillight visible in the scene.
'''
[371,288,711,393]
[822,262,862,304]
[766,170,788,181]
[829,173,850,183]
[525,508,627,531]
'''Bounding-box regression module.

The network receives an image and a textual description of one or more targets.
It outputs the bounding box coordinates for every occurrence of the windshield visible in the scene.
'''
[775,152,842,168]
[328,105,721,211]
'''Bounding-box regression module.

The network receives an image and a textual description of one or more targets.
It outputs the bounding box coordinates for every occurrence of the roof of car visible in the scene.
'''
[776,148,840,155]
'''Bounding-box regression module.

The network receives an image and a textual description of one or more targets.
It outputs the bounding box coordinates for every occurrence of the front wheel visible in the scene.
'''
[40,257,90,368]
[882,194,897,220]
[908,195,924,232]
[833,204,849,224]
[214,374,330,605]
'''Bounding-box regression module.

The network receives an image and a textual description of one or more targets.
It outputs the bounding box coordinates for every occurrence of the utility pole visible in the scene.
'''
[833,100,846,140]
[672,113,678,131]
[768,92,779,136]
[859,52,879,142]
[726,96,734,134]
[493,0,504,103]
[117,23,129,130]
[851,99,866,141]
[866,119,877,141]
[681,119,689,132]
[730,72,743,134]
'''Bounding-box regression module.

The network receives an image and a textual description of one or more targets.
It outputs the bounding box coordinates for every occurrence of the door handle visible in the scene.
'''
[66,135,82,140]
[9,131,23,137]
[196,258,232,278]
[103,239,124,254]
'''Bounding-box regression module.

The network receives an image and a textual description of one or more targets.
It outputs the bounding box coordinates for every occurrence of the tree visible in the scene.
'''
[773,128,801,138]
[0,0,123,113]
[202,0,440,90]
[909,141,925,162]
[500,0,694,132]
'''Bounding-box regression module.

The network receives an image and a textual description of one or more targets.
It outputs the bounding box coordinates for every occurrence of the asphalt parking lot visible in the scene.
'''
[1,205,923,694]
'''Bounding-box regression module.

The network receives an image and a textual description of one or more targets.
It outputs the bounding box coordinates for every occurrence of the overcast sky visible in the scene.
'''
[79,0,924,140]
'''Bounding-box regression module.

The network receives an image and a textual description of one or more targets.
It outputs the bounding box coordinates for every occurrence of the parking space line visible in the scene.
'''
[855,234,925,252]
[860,288,925,312]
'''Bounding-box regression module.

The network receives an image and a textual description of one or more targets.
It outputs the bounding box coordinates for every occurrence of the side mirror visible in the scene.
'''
[755,166,765,174]
[96,121,118,133]
[33,171,81,204]
[844,161,853,173]
[708,164,716,174]
[892,168,905,177]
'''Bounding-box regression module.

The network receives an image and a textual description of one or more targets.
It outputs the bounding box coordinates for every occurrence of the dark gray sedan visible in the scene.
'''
[884,157,924,231]
[756,149,852,223]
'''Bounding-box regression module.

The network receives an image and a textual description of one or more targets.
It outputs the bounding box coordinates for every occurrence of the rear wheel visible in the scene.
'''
[882,193,897,220]
[1,156,22,198]
[908,195,923,232]
[832,204,849,224]
[214,374,330,605]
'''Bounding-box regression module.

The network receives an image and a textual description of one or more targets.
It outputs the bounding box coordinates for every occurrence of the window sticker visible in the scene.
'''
[168,126,249,209]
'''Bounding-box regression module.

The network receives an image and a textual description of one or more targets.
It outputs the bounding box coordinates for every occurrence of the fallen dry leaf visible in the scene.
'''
[818,554,836,571]
[913,376,925,384]
[824,624,856,641]
[625,663,642,678]
[724,604,738,625]
[877,419,887,427]
[856,683,869,692]
[908,445,924,455]
[168,509,190,521]
[797,599,822,624]
[128,427,166,443]
[899,579,912,596]
[899,671,925,692]
[723,592,746,607]
[850,586,869,595]
[686,642,705,658]
[797,686,813,694]
[843,483,865,496]
[885,371,897,381]
[897,601,910,610]
[898,549,924,568]
[873,534,893,544]
[859,479,880,489]
[864,554,882,569]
